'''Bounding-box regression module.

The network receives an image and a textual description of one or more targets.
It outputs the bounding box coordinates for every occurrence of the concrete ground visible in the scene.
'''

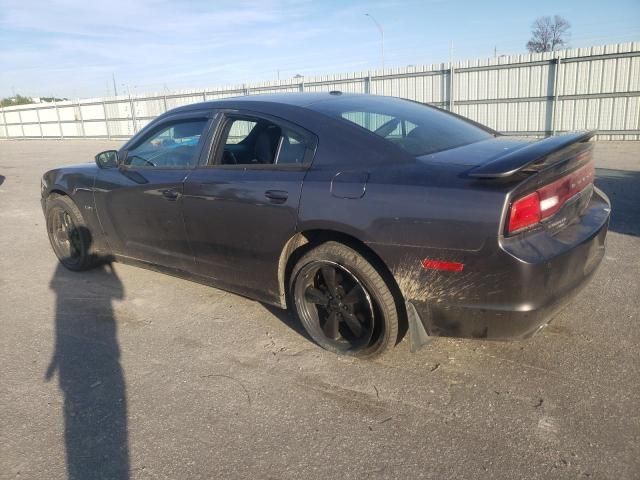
[0,140,638,480]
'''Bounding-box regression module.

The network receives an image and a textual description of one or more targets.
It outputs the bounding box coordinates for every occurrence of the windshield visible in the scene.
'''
[311,96,494,156]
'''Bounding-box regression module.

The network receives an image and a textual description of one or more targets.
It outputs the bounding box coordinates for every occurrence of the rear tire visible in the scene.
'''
[45,195,99,271]
[289,241,399,358]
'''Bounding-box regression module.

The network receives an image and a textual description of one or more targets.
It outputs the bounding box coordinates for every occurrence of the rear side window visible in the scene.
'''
[215,116,315,167]
[227,120,257,144]
[277,129,308,165]
[313,96,493,156]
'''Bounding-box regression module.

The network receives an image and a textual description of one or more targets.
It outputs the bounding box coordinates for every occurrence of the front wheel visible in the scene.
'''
[290,241,399,358]
[45,194,99,271]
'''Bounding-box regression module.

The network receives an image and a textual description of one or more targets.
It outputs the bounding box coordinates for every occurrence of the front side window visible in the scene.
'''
[216,116,312,166]
[312,96,493,157]
[125,119,208,168]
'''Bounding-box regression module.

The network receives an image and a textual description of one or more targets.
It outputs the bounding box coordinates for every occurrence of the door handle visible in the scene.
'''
[162,188,181,200]
[264,190,288,203]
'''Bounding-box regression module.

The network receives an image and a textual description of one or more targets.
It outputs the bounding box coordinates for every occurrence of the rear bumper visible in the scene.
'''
[406,188,610,340]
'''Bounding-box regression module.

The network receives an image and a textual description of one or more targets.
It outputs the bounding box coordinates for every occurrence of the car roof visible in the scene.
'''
[169,92,368,114]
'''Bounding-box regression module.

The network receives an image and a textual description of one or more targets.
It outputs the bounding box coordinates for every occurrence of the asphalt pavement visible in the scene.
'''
[0,140,638,479]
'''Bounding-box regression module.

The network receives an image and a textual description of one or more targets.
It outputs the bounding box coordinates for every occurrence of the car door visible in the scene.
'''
[94,114,212,271]
[182,111,317,302]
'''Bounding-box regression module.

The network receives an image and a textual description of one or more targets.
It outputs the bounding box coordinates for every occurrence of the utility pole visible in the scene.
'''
[112,73,118,97]
[365,13,384,72]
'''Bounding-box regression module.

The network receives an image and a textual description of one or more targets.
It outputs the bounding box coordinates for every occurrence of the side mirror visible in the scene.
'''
[95,150,119,169]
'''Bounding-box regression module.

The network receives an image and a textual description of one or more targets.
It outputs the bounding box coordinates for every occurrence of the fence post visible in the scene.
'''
[17,110,25,138]
[202,91,207,101]
[103,101,111,140]
[162,94,168,112]
[77,100,86,137]
[35,107,43,138]
[550,57,561,136]
[129,94,137,134]
[449,65,455,111]
[54,102,64,139]
[1,108,8,138]
[365,73,371,94]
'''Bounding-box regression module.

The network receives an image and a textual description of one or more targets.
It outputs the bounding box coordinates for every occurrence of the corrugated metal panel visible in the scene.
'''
[1,41,639,140]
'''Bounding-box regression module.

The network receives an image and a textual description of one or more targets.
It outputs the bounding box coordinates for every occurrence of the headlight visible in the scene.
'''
[41,177,47,197]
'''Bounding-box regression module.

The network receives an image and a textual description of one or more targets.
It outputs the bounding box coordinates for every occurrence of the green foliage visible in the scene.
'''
[0,95,67,108]
[0,94,33,107]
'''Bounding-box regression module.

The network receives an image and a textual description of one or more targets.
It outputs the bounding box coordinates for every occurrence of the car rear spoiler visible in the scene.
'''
[468,131,596,178]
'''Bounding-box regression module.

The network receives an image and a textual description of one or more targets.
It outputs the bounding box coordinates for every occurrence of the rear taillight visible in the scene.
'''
[508,192,541,233]
[506,159,595,235]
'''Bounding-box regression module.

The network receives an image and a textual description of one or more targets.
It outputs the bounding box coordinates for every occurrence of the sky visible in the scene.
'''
[1,0,639,99]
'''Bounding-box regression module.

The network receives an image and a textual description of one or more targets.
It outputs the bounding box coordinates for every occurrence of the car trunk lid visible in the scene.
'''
[419,131,597,236]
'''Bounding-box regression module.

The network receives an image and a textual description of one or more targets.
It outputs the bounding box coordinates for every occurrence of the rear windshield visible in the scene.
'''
[311,96,493,156]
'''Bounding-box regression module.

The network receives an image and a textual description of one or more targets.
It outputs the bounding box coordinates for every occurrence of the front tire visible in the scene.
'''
[45,194,99,271]
[289,241,399,358]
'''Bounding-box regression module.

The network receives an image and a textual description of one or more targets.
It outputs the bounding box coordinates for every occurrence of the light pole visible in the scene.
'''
[365,13,384,72]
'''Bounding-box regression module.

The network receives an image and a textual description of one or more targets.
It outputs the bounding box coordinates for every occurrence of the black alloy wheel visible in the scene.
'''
[295,260,375,352]
[49,208,83,267]
[290,241,399,357]
[45,194,98,271]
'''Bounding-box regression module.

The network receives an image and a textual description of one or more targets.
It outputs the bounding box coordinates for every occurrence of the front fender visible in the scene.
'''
[41,165,111,255]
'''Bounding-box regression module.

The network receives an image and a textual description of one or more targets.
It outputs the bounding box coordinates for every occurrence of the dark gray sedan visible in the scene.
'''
[41,93,610,357]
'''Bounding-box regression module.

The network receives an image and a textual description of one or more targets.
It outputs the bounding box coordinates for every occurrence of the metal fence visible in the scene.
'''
[1,41,639,141]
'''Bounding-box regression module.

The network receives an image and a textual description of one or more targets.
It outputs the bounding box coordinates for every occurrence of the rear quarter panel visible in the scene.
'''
[297,145,509,304]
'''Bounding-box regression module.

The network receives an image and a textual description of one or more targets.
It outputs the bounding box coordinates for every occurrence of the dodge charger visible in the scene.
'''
[41,93,610,357]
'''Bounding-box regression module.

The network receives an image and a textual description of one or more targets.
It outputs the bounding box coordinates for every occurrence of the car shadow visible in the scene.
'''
[45,258,129,480]
[0,174,5,186]
[260,302,313,342]
[595,168,640,237]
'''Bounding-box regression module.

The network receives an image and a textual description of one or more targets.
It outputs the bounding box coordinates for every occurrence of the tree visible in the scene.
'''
[0,94,33,108]
[526,16,571,53]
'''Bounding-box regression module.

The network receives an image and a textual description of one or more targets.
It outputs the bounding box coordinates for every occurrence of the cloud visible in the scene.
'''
[0,0,291,37]
[0,0,454,97]
[0,0,333,96]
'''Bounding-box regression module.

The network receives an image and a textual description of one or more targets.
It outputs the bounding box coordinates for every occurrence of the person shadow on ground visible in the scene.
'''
[45,260,129,480]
